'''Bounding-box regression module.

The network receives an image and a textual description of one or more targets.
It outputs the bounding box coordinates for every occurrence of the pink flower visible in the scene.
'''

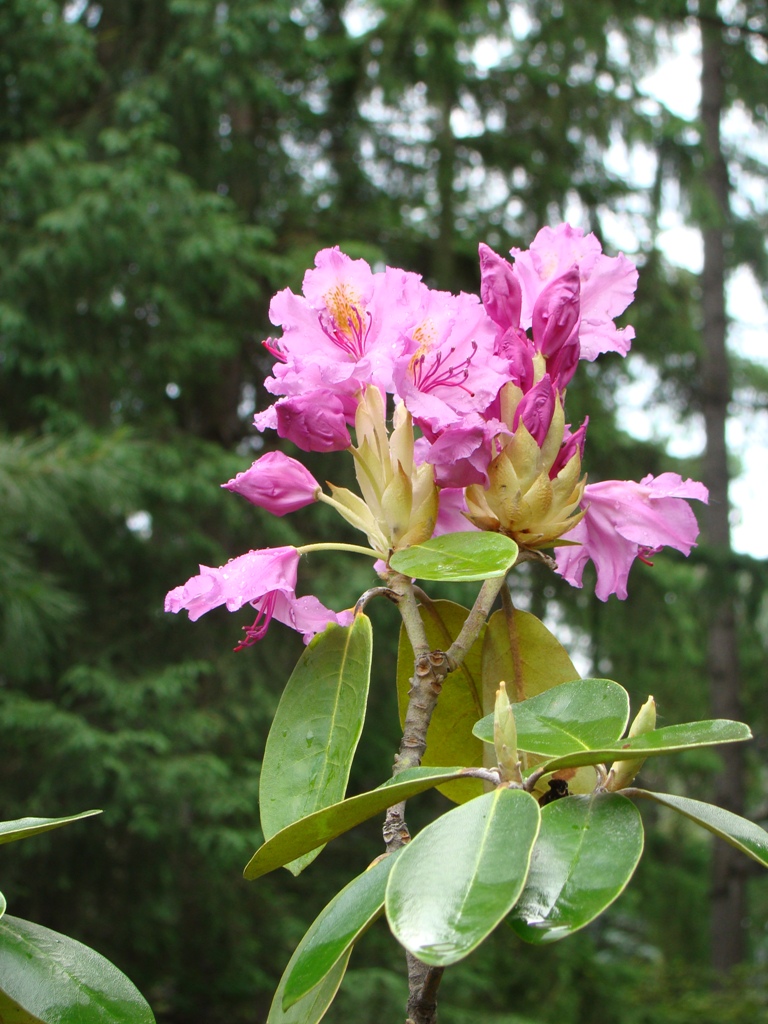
[165,546,352,644]
[555,473,709,600]
[510,224,638,361]
[478,243,581,389]
[235,593,354,648]
[165,546,300,621]
[222,452,320,516]
[393,289,507,433]
[419,415,501,489]
[263,249,424,399]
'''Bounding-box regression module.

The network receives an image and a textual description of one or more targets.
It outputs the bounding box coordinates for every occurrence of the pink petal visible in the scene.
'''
[165,547,299,621]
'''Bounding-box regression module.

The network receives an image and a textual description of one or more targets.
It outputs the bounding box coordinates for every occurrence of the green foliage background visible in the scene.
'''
[1,1,767,1021]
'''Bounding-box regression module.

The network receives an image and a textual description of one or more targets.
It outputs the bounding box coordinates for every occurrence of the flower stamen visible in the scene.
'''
[234,591,278,650]
[411,341,477,396]
[637,548,656,567]
[318,306,372,361]
[263,336,287,362]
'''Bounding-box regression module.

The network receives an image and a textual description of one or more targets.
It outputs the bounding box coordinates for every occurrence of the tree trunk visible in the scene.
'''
[699,3,747,973]
[432,74,457,288]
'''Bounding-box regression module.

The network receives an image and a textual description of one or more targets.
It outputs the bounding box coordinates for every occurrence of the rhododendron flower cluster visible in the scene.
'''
[166,224,708,645]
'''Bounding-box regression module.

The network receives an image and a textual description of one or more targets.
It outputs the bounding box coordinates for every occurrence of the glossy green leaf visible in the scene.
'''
[389,532,518,582]
[509,794,644,944]
[386,789,540,966]
[259,614,373,875]
[482,607,580,704]
[0,891,5,922]
[0,810,102,846]
[267,946,350,1024]
[0,916,155,1024]
[631,790,768,868]
[396,600,485,803]
[473,679,630,756]
[245,766,467,880]
[0,988,46,1024]
[283,852,401,1009]
[533,720,753,773]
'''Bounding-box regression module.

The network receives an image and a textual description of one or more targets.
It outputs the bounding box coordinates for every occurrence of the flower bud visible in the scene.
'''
[606,695,657,791]
[275,392,351,452]
[343,387,438,552]
[496,326,535,392]
[551,418,588,477]
[479,243,522,331]
[222,451,320,516]
[464,388,586,550]
[531,266,580,358]
[494,681,522,785]
[513,376,556,445]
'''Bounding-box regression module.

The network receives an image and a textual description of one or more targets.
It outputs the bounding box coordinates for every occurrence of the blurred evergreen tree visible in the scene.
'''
[0,2,349,1019]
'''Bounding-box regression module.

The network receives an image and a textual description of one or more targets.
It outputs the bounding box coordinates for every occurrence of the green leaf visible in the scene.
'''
[0,916,155,1024]
[259,615,373,875]
[396,600,485,803]
[389,533,518,582]
[386,789,540,966]
[283,852,401,1010]
[473,679,630,756]
[509,794,644,944]
[0,891,5,922]
[481,607,580,704]
[0,810,102,846]
[245,766,467,880]
[533,720,753,773]
[631,790,768,868]
[267,948,350,1024]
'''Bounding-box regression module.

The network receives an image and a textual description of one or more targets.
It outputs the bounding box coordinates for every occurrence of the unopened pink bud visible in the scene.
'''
[275,392,352,452]
[495,326,535,392]
[531,266,580,358]
[222,451,320,516]
[551,418,588,477]
[546,332,580,388]
[513,375,555,445]
[479,243,522,331]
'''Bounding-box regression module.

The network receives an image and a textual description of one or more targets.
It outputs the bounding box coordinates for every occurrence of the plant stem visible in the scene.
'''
[354,586,399,614]
[296,541,380,558]
[407,965,445,1024]
[389,573,431,660]
[384,572,508,1024]
[446,575,507,667]
[382,575,438,854]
